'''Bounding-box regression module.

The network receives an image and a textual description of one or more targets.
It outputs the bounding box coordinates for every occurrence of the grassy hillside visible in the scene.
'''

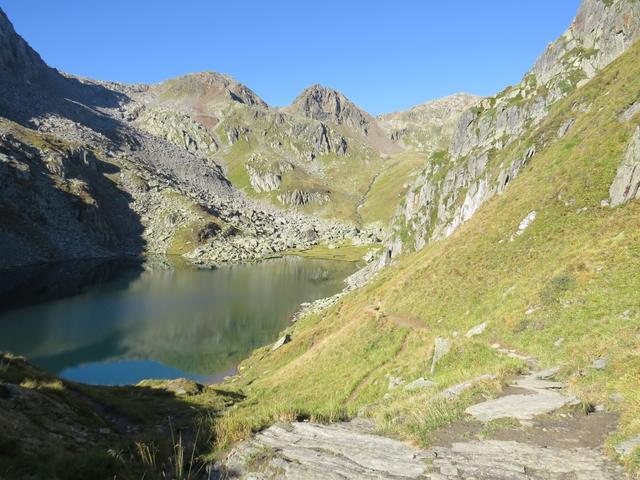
[359,150,428,226]
[211,39,640,473]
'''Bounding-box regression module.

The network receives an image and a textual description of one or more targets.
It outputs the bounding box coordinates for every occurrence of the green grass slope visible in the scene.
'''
[359,150,428,226]
[213,40,640,472]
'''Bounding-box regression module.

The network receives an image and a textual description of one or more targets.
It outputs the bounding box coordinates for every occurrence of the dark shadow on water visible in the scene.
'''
[0,257,144,312]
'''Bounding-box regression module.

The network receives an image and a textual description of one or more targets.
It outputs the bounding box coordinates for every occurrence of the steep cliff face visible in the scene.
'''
[387,0,640,257]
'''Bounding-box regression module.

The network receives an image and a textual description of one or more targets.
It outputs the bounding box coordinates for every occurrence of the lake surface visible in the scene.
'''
[0,256,356,385]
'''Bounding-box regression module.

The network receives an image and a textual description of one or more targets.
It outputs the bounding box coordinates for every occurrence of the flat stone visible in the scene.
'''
[465,368,577,422]
[218,424,625,479]
[431,440,624,479]
[465,389,576,422]
[219,420,431,479]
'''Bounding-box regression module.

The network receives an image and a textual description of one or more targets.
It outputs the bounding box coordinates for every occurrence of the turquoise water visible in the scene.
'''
[0,256,356,385]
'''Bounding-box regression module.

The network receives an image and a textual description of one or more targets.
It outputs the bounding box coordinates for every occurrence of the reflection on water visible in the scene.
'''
[0,256,356,385]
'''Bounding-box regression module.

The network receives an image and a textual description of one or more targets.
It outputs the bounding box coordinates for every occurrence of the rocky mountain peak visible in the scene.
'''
[286,84,374,135]
[285,83,401,154]
[0,8,51,84]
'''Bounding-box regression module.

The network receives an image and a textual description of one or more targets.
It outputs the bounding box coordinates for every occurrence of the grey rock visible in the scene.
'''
[619,101,640,122]
[430,439,624,479]
[439,374,497,401]
[510,211,537,241]
[465,369,577,422]
[609,126,640,207]
[430,337,451,375]
[278,189,330,206]
[219,420,430,479]
[464,321,488,338]
[615,434,640,457]
[609,393,624,403]
[591,357,607,370]
[557,118,575,138]
[271,334,291,351]
[387,375,405,389]
[403,377,436,391]
[134,107,218,156]
[218,421,624,479]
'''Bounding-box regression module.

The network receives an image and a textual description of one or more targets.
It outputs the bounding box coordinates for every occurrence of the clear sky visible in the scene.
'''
[1,0,580,115]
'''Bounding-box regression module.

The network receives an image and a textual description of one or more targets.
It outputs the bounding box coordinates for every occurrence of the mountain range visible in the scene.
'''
[2,0,640,478]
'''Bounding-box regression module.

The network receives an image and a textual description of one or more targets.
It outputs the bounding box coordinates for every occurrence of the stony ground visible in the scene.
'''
[213,367,627,479]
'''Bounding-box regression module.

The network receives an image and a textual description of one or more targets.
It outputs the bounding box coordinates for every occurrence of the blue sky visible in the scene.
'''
[1,1,580,114]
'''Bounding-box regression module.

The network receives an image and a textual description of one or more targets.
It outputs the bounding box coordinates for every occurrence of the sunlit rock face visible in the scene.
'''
[386,0,640,258]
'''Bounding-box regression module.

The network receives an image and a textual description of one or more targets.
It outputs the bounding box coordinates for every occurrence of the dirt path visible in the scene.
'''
[345,306,424,405]
[345,332,410,405]
[364,306,428,330]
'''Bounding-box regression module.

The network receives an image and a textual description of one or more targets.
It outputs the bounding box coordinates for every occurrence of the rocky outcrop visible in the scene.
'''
[246,166,281,192]
[246,159,293,193]
[387,0,640,257]
[216,419,624,479]
[287,84,375,136]
[278,190,330,206]
[134,107,218,157]
[610,126,640,207]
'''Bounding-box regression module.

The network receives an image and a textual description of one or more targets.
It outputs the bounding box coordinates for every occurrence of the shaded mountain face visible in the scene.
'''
[0,9,51,84]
